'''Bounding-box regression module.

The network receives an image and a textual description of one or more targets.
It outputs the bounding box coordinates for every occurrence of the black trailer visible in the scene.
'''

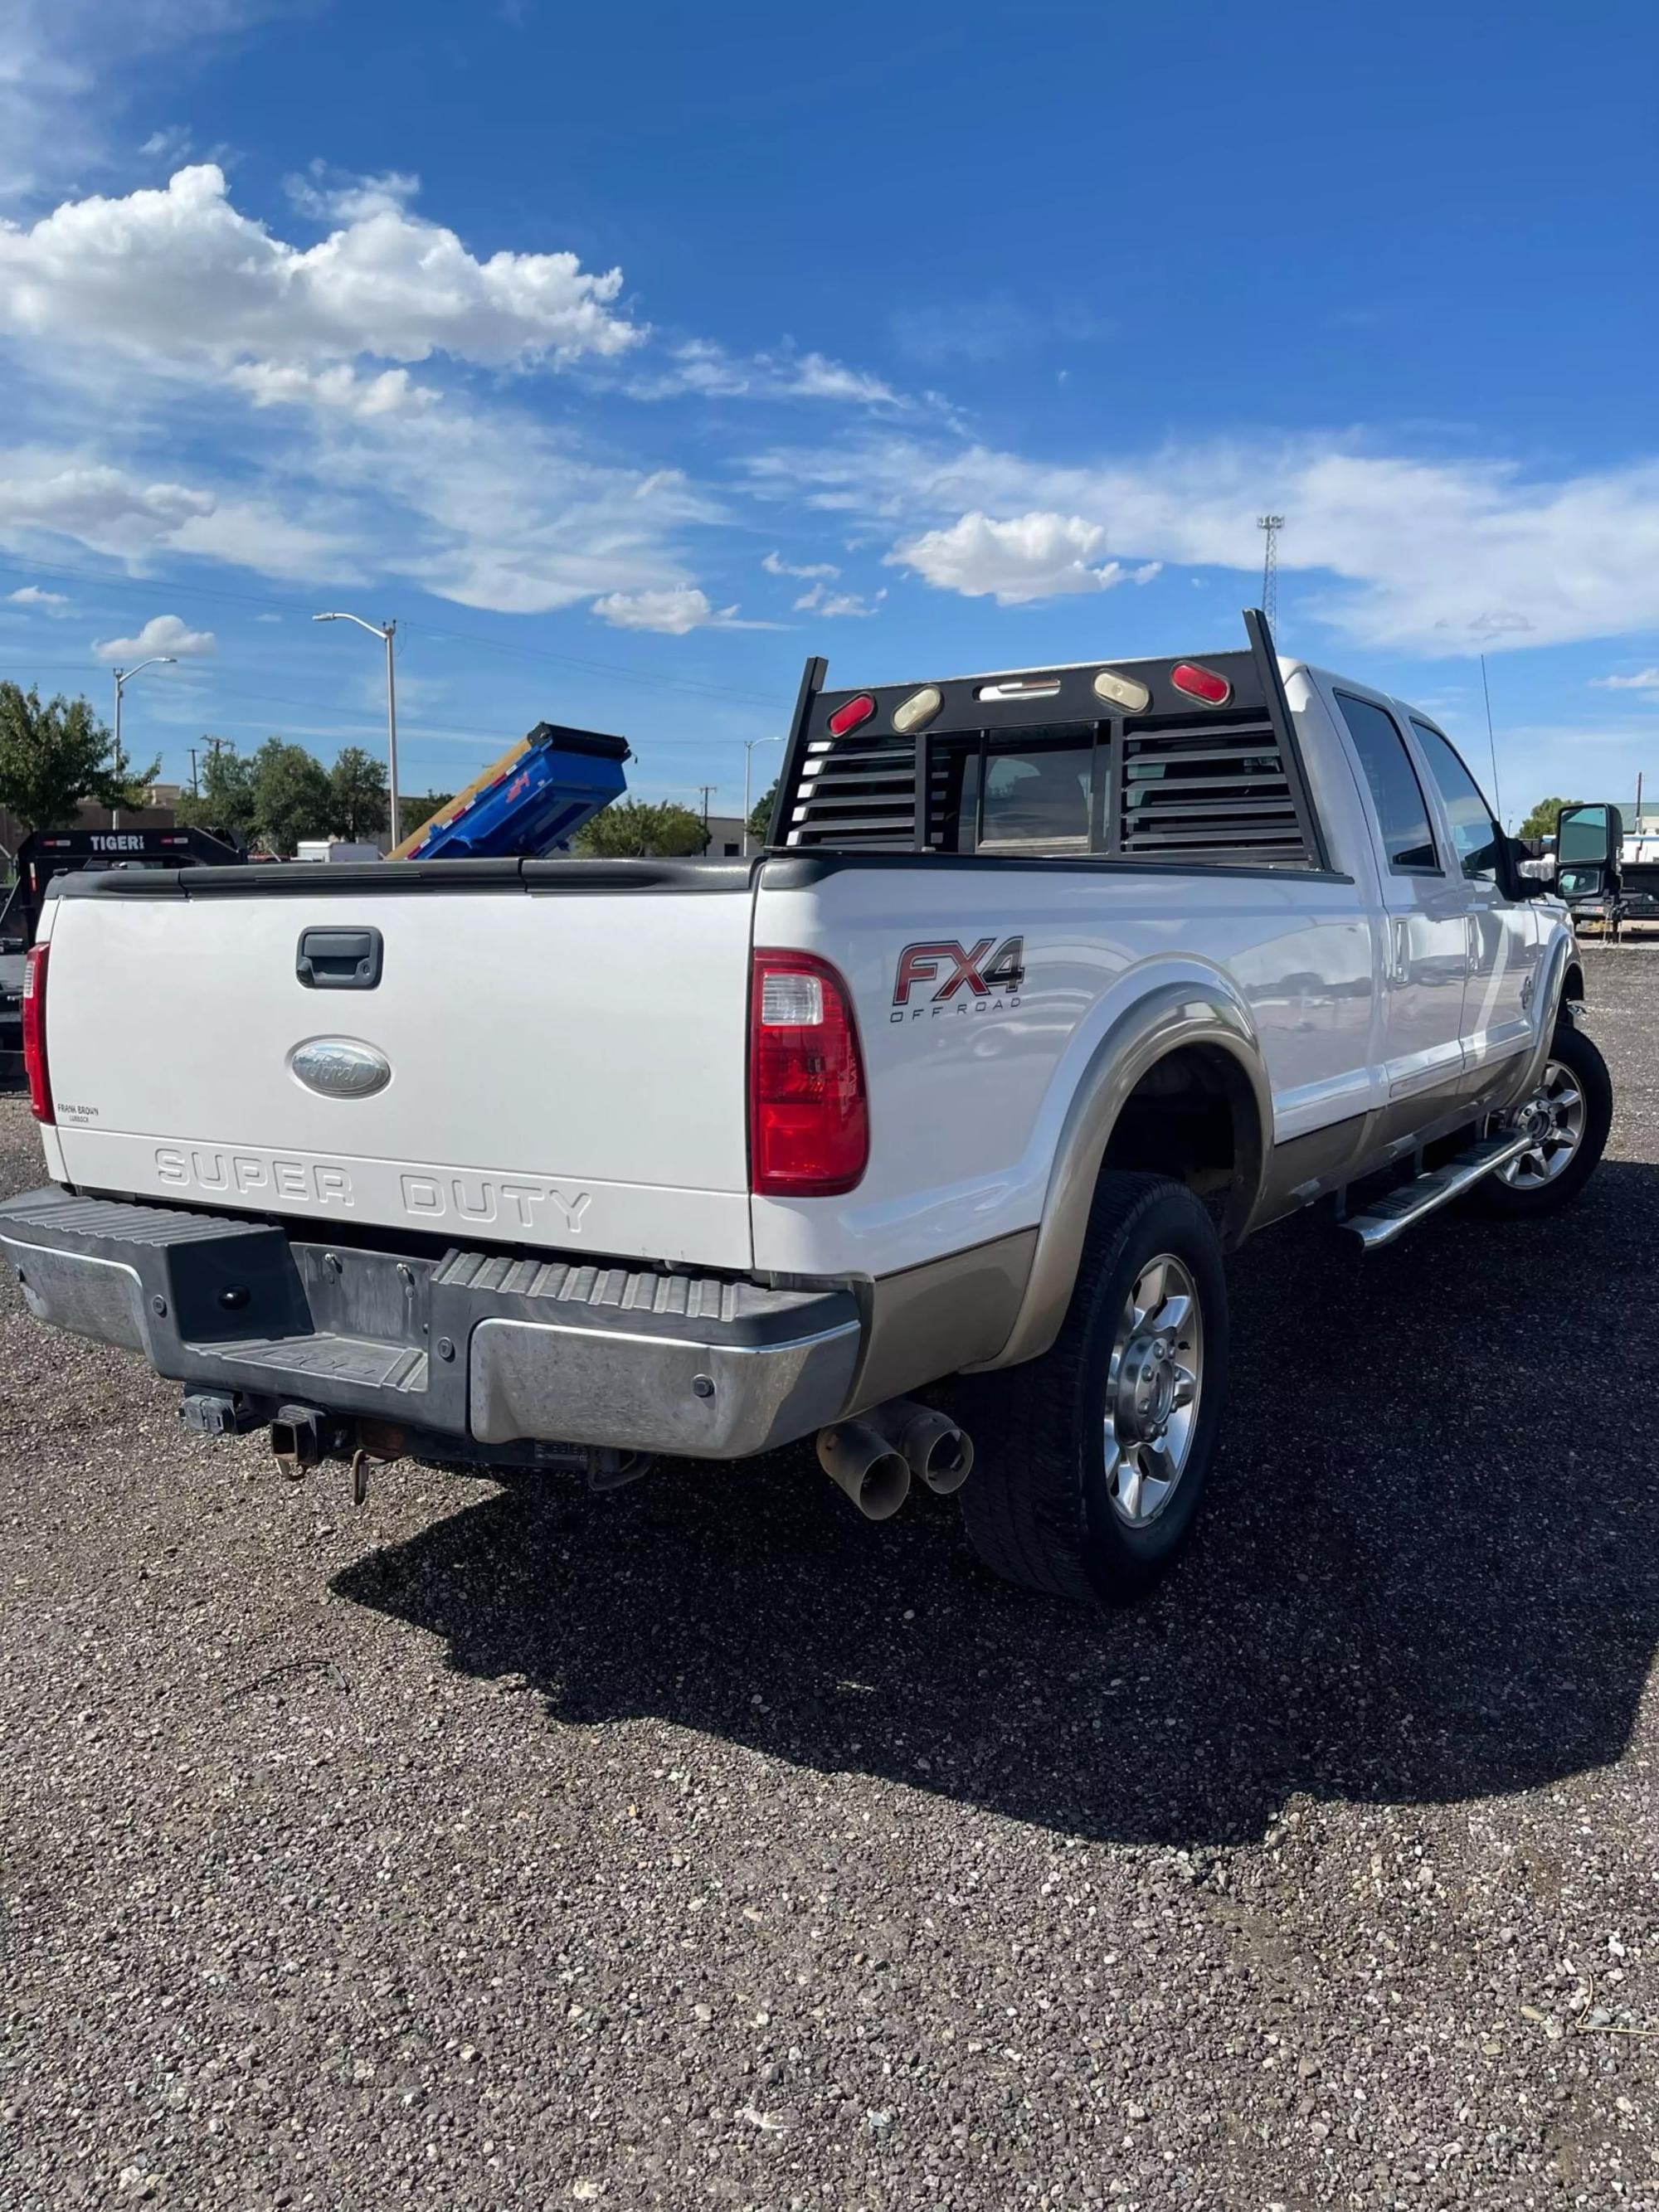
[1,825,246,1081]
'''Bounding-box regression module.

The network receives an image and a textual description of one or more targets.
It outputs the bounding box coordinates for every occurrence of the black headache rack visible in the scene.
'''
[765,607,1330,871]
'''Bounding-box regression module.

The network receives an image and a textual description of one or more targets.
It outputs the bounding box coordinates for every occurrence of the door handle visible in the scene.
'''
[296,926,383,989]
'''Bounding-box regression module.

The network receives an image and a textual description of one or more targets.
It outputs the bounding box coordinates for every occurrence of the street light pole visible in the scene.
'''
[313,611,401,847]
[742,736,784,856]
[110,655,178,829]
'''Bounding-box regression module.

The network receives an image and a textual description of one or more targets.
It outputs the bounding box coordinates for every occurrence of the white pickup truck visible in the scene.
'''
[2,611,1615,1605]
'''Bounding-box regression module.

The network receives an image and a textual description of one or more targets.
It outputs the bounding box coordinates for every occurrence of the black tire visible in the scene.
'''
[1467,1018,1612,1218]
[958,1173,1228,1606]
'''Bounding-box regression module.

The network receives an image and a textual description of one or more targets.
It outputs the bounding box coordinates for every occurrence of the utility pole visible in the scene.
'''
[1256,515,1284,634]
[313,611,401,846]
[696,784,716,827]
[110,655,178,829]
[188,746,201,799]
[742,736,784,855]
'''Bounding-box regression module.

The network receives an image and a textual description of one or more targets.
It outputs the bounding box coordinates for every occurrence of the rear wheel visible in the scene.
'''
[958,1173,1228,1605]
[1470,1019,1612,1218]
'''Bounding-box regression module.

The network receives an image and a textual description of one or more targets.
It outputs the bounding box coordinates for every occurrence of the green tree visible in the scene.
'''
[748,775,780,843]
[401,790,455,834]
[572,800,708,858]
[328,746,391,843]
[1518,796,1586,841]
[251,738,333,857]
[174,740,259,842]
[0,683,157,829]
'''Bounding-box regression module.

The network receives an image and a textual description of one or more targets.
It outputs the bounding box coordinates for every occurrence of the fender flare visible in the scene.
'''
[975,978,1272,1372]
[1491,926,1574,1116]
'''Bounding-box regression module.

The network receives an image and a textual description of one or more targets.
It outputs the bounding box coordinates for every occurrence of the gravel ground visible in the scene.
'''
[2,948,1656,2211]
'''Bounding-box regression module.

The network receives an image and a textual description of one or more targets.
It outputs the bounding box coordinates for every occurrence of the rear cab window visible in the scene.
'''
[1333,693,1440,873]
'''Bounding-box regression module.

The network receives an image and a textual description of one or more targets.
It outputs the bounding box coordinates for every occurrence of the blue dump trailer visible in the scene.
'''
[398,722,630,861]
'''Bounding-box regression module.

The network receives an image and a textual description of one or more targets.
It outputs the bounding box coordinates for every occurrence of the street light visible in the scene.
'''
[111,655,178,829]
[742,735,785,856]
[314,611,401,847]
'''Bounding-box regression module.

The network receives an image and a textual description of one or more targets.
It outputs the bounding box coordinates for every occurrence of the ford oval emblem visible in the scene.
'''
[289,1037,392,1100]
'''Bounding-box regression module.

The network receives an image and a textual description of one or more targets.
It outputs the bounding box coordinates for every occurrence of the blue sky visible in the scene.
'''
[1,0,1657,824]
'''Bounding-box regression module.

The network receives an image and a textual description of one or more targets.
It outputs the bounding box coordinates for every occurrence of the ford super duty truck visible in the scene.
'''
[1,612,1616,1605]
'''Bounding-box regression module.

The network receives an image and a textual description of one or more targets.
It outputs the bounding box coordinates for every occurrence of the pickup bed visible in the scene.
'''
[1,611,1615,1603]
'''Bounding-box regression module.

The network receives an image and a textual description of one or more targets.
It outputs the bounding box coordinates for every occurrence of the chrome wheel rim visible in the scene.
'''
[1102,1253,1204,1529]
[1497,1059,1587,1188]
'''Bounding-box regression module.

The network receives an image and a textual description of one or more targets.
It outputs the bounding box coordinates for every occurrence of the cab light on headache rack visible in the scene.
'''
[827,693,877,737]
[891,686,942,736]
[749,949,868,1197]
[1170,661,1232,707]
[1092,668,1151,712]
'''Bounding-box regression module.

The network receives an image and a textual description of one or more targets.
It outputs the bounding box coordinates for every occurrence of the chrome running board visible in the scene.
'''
[1343,1130,1535,1251]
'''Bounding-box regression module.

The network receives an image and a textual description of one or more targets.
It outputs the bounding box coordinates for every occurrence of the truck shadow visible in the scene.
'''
[333,1158,1659,1846]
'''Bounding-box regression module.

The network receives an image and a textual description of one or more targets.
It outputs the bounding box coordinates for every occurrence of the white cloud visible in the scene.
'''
[0,457,212,552]
[791,581,883,616]
[283,162,421,223]
[629,339,900,407]
[255,611,281,623]
[7,583,69,609]
[226,360,439,419]
[591,586,728,634]
[0,163,642,377]
[1592,668,1659,693]
[754,435,1659,654]
[139,124,193,163]
[764,548,839,580]
[891,510,1131,604]
[0,2,289,202]
[93,611,216,661]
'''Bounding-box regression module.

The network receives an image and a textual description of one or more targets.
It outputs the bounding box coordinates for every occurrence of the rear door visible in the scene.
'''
[1326,687,1470,1131]
[1407,718,1539,1078]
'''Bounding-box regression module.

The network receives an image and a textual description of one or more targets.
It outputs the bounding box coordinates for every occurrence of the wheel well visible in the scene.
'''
[1099,1043,1263,1242]
[1564,958,1585,1003]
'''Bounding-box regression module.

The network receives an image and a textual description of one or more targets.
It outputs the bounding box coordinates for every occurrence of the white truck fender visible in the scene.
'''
[974,975,1272,1373]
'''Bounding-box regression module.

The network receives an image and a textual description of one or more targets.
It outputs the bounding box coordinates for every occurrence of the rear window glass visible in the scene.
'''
[965,732,1093,849]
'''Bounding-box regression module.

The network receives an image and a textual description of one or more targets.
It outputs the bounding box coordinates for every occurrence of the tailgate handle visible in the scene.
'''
[296,926,383,990]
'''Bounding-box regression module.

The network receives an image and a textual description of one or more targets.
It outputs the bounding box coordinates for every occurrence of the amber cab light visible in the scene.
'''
[749,949,868,1196]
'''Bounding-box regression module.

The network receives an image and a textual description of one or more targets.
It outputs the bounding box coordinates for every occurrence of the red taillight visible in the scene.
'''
[749,950,868,1197]
[827,693,876,737]
[22,942,51,1124]
[1170,660,1232,707]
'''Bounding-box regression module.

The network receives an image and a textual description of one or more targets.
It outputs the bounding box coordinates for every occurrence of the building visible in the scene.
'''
[701,812,748,857]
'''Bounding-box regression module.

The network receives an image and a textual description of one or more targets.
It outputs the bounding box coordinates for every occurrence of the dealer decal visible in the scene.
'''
[891,936,1025,1021]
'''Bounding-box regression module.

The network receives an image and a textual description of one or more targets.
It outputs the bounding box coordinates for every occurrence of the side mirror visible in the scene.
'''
[1555,803,1623,871]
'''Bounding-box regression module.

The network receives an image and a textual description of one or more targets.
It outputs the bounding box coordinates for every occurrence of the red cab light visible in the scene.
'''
[827,694,876,737]
[750,949,868,1197]
[22,942,51,1123]
[1170,661,1232,707]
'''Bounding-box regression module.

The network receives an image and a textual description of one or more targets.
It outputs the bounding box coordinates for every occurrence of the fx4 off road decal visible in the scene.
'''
[891,936,1025,1021]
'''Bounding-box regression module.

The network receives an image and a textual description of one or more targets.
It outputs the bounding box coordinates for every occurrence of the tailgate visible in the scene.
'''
[41,868,756,1268]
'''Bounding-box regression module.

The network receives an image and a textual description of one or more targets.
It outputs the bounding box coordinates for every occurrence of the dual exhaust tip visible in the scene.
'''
[816,1398,973,1522]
